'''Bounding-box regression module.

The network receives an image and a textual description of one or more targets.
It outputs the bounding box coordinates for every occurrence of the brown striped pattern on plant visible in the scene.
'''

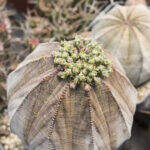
[7,42,137,150]
[91,4,150,87]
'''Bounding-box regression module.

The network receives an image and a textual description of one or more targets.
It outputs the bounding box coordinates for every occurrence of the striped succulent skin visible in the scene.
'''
[91,5,150,87]
[7,42,137,150]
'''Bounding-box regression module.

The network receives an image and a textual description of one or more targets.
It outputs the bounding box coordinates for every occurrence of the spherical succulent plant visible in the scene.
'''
[90,4,150,87]
[7,36,137,150]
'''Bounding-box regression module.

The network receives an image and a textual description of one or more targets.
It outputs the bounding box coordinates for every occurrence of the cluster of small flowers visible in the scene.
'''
[54,35,113,87]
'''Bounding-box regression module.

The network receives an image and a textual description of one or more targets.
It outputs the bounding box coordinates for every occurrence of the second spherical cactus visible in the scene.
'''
[91,4,150,87]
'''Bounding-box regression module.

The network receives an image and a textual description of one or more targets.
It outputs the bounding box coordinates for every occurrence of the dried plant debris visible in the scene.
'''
[0,2,39,77]
[23,11,51,43]
[28,0,111,41]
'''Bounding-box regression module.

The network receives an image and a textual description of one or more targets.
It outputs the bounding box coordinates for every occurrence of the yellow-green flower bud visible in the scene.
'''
[55,52,61,58]
[93,41,97,44]
[87,64,94,71]
[74,77,79,84]
[89,58,95,64]
[65,69,72,75]
[54,58,59,64]
[72,53,78,60]
[80,53,87,60]
[99,54,104,61]
[76,62,82,69]
[102,70,110,78]
[59,58,66,65]
[103,59,111,65]
[68,63,74,69]
[83,38,90,45]
[107,66,113,73]
[94,57,100,63]
[72,67,80,74]
[67,57,73,63]
[92,49,99,55]
[61,41,71,49]
[58,72,67,79]
[73,36,81,48]
[78,73,86,81]
[62,52,69,58]
[86,76,92,83]
[83,63,88,68]
[98,65,106,72]
[94,77,101,84]
[89,71,97,77]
